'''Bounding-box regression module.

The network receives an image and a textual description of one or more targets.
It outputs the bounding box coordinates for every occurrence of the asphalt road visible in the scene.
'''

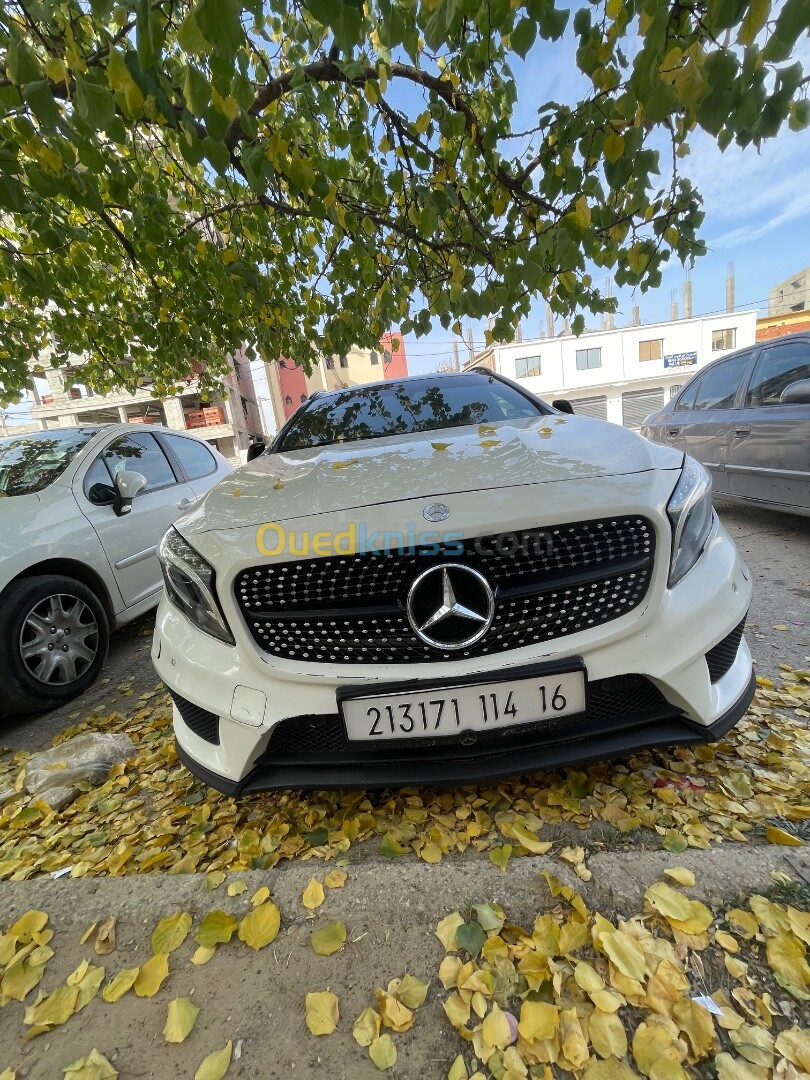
[2,500,808,756]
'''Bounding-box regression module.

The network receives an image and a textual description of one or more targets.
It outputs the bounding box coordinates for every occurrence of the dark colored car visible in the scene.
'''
[641,334,810,516]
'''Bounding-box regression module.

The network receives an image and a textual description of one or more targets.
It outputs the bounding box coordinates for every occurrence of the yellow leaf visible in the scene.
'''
[604,131,625,164]
[764,825,802,846]
[10,911,48,942]
[775,1026,810,1071]
[509,820,552,854]
[164,997,200,1043]
[251,887,271,908]
[63,1048,117,1079]
[369,1033,397,1070]
[589,1009,628,1059]
[227,881,247,896]
[574,960,604,993]
[728,1024,773,1067]
[583,1063,638,1080]
[238,902,281,950]
[591,988,626,1012]
[602,929,647,982]
[94,916,116,956]
[195,911,237,948]
[766,933,810,992]
[645,882,694,922]
[102,967,139,1003]
[306,990,339,1035]
[726,909,759,938]
[715,1053,769,1080]
[663,868,695,887]
[448,1055,469,1080]
[667,899,713,936]
[151,912,192,955]
[204,871,226,891]
[80,922,98,945]
[517,1000,559,1041]
[489,845,512,871]
[25,984,79,1032]
[194,1040,232,1080]
[396,973,429,1009]
[436,911,464,951]
[191,946,216,966]
[376,987,414,1032]
[482,1003,512,1051]
[444,992,470,1028]
[352,1006,381,1046]
[633,1020,685,1076]
[673,998,717,1059]
[560,1007,589,1069]
[310,921,346,957]
[715,931,739,953]
[303,879,325,910]
[134,953,170,998]
[324,869,347,889]
[439,955,462,989]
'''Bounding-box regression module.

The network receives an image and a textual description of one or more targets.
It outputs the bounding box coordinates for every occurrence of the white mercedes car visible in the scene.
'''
[152,370,754,794]
[0,424,231,713]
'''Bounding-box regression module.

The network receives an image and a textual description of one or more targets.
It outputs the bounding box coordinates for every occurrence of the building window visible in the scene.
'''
[339,355,348,368]
[712,328,736,351]
[284,395,293,406]
[515,356,541,379]
[300,393,307,403]
[370,351,379,365]
[639,339,663,361]
[575,348,602,370]
[669,384,682,398]
[325,358,335,370]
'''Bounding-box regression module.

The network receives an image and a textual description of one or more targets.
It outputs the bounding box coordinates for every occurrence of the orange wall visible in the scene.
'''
[379,332,409,379]
[756,315,810,341]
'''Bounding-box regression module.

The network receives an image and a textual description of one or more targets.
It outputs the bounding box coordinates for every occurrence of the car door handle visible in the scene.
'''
[177,497,195,508]
[667,428,681,438]
[733,428,751,439]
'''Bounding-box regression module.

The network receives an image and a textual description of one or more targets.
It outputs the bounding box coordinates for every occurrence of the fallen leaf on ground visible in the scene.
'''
[237,902,280,951]
[302,879,325,910]
[306,991,339,1035]
[151,912,191,955]
[194,1040,232,1080]
[195,911,237,948]
[352,1006,381,1046]
[310,921,346,957]
[133,953,169,998]
[164,997,200,1043]
[62,1048,117,1079]
[324,868,347,889]
[94,916,116,955]
[369,1033,397,1070]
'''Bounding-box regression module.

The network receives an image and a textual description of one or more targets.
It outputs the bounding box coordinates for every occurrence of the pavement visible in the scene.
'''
[1,499,808,1078]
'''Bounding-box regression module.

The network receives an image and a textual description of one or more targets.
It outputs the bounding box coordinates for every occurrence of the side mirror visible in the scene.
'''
[551,399,575,415]
[246,440,266,462]
[780,379,810,405]
[113,470,147,517]
[88,482,116,507]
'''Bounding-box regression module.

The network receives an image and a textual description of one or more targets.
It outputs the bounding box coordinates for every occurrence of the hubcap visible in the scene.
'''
[19,593,99,686]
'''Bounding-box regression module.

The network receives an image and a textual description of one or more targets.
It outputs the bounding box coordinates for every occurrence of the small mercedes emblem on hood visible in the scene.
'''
[423,502,450,522]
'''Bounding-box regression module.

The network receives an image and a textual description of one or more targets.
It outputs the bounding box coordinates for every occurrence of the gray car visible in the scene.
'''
[641,334,810,516]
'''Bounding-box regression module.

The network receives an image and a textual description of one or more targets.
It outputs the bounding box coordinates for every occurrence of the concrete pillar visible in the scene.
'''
[162,397,186,431]
[118,406,128,422]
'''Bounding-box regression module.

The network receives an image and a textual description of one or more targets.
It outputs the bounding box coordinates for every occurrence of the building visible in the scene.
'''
[756,308,810,342]
[768,267,810,317]
[266,332,408,428]
[27,349,263,464]
[467,310,757,428]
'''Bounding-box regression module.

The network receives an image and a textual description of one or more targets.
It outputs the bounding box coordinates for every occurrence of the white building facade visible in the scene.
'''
[472,310,758,428]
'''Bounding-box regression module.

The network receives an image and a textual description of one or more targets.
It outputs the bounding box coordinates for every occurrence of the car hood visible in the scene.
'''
[180,416,683,534]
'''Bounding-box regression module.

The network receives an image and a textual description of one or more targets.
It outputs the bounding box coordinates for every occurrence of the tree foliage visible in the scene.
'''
[0,0,808,402]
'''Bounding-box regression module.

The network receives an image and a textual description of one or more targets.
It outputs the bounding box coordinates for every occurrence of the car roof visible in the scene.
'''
[308,367,493,402]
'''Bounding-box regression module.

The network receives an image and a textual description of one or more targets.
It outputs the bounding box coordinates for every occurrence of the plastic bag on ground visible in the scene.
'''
[24,733,135,799]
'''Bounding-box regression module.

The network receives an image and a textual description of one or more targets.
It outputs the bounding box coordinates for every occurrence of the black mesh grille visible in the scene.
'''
[235,516,656,664]
[169,690,220,745]
[262,674,675,763]
[706,618,746,683]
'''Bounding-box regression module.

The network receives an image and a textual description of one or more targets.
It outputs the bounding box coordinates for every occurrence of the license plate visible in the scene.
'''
[340,668,586,742]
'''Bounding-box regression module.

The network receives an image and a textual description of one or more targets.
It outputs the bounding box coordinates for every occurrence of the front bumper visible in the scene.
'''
[152,516,754,794]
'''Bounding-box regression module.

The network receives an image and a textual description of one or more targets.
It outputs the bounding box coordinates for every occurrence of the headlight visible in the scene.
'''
[666,456,715,587]
[158,528,234,644]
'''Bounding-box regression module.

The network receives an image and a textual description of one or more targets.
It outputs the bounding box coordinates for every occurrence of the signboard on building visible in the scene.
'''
[664,351,698,369]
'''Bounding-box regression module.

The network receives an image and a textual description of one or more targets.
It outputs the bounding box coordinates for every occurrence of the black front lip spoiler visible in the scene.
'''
[174,666,756,797]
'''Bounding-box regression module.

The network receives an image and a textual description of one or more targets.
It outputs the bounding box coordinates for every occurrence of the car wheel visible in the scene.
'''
[0,575,110,714]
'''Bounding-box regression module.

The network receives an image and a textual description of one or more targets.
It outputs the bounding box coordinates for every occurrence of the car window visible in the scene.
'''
[82,455,116,502]
[0,428,98,497]
[162,434,217,479]
[102,432,176,492]
[745,341,810,407]
[693,354,750,411]
[674,379,700,412]
[277,376,544,451]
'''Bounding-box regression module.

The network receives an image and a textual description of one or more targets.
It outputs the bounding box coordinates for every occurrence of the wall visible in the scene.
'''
[756,311,810,341]
[768,268,810,316]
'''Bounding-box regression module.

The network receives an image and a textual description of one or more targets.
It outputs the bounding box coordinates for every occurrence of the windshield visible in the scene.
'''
[277,375,545,451]
[0,429,98,497]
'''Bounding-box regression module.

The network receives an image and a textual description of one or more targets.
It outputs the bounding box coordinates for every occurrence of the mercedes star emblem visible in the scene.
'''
[406,563,495,650]
[423,502,450,523]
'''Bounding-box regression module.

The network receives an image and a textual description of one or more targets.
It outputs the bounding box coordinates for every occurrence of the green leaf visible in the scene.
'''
[178,10,212,55]
[738,0,770,46]
[7,34,41,84]
[196,0,245,55]
[310,921,347,956]
[305,0,365,52]
[75,75,116,130]
[379,833,408,857]
[511,18,537,58]
[456,920,486,957]
[182,64,211,113]
[21,81,61,129]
